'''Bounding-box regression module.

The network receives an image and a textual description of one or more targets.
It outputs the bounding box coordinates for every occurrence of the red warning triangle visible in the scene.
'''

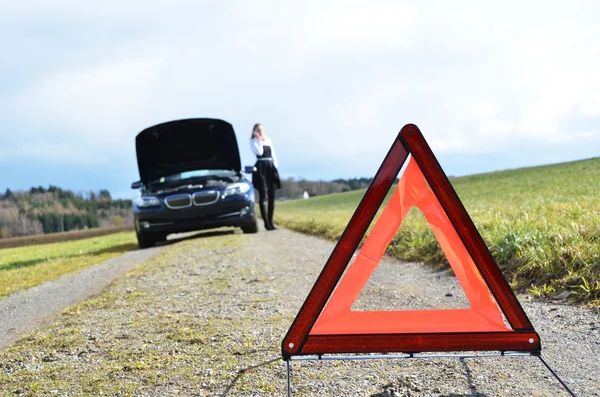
[282,124,540,358]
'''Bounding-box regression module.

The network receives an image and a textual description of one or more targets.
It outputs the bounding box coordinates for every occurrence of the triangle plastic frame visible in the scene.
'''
[282,124,540,358]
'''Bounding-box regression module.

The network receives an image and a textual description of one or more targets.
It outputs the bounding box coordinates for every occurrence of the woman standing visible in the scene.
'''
[250,123,281,231]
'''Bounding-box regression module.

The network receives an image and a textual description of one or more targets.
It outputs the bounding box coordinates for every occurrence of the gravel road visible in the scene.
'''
[0,245,165,350]
[0,227,598,396]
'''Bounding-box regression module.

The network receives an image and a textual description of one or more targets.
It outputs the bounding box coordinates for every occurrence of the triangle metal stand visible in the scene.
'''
[284,352,576,397]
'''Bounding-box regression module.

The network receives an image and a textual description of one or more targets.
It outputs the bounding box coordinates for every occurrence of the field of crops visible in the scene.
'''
[274,157,600,304]
[0,232,137,297]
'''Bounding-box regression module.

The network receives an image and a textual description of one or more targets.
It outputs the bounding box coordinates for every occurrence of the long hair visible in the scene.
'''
[251,123,262,139]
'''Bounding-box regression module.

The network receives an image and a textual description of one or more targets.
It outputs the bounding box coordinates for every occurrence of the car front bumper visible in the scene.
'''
[134,195,256,236]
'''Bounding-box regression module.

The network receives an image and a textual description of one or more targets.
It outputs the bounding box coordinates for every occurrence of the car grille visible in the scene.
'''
[193,190,220,206]
[164,194,192,209]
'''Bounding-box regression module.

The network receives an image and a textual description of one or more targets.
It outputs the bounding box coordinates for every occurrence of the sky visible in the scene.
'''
[1,1,599,199]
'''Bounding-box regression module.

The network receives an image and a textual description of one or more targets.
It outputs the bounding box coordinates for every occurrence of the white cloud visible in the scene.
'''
[17,55,165,131]
[1,0,600,187]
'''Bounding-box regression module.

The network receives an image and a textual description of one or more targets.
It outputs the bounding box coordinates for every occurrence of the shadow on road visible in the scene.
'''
[369,358,488,397]
[460,357,487,396]
[219,356,282,397]
[156,228,237,248]
[371,391,487,397]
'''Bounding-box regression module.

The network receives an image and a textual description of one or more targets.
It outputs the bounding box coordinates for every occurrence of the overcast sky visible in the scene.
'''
[1,1,599,199]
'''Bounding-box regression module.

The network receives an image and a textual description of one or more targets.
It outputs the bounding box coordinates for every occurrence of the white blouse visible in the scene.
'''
[250,136,279,168]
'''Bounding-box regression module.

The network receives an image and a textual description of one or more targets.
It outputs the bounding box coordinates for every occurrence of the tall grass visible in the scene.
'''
[275,158,600,304]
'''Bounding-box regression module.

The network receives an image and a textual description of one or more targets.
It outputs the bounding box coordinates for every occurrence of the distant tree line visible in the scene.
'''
[332,177,373,191]
[0,186,133,238]
[276,177,373,200]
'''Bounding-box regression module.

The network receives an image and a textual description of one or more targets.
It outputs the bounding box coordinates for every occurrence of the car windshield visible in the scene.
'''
[153,169,236,184]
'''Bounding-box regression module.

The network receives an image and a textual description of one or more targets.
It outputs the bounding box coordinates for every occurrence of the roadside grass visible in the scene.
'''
[0,225,133,249]
[0,232,137,297]
[275,157,600,304]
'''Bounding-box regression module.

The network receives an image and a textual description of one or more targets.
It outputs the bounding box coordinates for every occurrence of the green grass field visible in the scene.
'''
[274,157,600,304]
[0,232,137,297]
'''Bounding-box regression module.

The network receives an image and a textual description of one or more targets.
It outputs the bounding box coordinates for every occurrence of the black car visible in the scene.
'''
[131,118,258,248]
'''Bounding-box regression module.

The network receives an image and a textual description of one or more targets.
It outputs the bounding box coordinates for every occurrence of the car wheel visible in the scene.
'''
[241,216,259,234]
[136,230,156,249]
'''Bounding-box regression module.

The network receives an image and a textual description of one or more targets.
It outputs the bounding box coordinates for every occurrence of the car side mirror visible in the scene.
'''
[244,166,256,174]
[131,181,143,189]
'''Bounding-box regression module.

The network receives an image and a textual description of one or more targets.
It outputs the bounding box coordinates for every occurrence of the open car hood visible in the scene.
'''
[135,118,241,185]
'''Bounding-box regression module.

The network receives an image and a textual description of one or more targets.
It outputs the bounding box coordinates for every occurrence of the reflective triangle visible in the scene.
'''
[282,124,540,358]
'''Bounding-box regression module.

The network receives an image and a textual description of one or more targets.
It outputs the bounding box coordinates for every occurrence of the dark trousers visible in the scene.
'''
[256,182,276,229]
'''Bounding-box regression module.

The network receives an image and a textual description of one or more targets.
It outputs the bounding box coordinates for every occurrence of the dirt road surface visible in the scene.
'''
[0,227,598,396]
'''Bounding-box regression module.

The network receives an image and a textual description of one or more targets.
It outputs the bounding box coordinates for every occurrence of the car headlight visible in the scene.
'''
[133,196,161,208]
[223,183,251,197]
